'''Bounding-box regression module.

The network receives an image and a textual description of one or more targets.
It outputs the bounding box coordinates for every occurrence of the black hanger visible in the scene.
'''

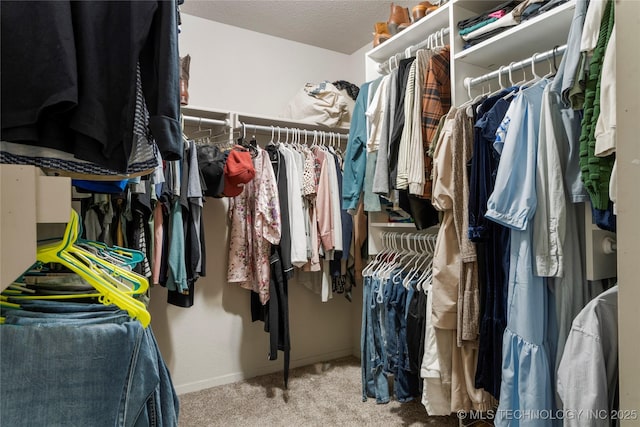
[236,123,258,158]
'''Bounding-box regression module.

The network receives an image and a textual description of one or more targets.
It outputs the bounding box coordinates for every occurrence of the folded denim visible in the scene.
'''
[1,314,178,426]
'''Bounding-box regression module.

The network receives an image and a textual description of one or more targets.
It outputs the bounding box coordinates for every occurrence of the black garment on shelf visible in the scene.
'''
[1,0,182,172]
[251,250,291,389]
[332,80,360,101]
[456,0,519,30]
[397,191,439,231]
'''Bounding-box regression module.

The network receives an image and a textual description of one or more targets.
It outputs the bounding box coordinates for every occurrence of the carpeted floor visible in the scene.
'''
[178,356,459,426]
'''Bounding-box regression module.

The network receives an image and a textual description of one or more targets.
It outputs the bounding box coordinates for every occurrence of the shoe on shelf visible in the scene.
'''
[388,2,411,35]
[373,22,391,47]
[412,1,439,21]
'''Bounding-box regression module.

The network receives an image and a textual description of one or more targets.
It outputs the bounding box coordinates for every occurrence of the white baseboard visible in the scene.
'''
[175,347,355,395]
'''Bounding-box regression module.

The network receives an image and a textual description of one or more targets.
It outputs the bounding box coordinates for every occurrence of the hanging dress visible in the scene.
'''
[485,79,556,427]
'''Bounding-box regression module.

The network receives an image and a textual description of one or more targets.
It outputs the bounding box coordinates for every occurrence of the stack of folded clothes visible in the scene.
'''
[457,0,569,49]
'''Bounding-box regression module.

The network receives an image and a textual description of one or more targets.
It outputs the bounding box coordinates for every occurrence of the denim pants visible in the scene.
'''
[1,302,178,427]
[361,276,390,404]
[383,271,420,403]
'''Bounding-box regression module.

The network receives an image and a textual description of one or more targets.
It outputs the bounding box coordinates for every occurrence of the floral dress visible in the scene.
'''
[227,148,281,304]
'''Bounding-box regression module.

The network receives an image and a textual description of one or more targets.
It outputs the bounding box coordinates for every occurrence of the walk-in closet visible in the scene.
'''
[1,1,639,426]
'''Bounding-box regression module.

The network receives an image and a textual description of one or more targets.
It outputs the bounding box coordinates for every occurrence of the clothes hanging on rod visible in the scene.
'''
[442,9,618,419]
[376,27,450,75]
[360,231,438,405]
[464,45,567,91]
[222,128,355,388]
[343,40,449,230]
[74,138,207,309]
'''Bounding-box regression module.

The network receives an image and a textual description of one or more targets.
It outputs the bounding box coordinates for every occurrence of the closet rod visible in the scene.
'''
[381,229,439,239]
[378,27,450,74]
[238,122,349,141]
[182,115,230,128]
[465,44,567,89]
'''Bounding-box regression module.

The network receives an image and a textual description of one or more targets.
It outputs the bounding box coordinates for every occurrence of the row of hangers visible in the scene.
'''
[263,125,346,152]
[189,121,347,151]
[464,46,562,103]
[363,230,438,293]
[382,27,449,74]
[1,210,151,327]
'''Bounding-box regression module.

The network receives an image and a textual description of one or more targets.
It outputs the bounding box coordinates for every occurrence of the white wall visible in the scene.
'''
[180,14,364,116]
[149,14,367,394]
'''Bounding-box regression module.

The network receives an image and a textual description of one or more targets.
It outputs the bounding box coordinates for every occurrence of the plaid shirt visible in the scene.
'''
[421,46,451,199]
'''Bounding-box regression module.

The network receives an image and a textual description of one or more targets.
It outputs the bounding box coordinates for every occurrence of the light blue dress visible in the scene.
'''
[486,79,556,427]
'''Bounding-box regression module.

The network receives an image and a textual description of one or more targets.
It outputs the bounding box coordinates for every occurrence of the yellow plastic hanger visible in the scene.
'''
[34,210,150,327]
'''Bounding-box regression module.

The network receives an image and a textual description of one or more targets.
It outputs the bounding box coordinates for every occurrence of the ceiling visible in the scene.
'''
[180,0,419,54]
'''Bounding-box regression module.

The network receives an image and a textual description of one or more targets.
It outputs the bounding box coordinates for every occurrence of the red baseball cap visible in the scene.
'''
[223,148,255,197]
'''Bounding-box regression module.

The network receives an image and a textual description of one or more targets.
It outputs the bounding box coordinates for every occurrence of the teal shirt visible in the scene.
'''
[342,82,370,212]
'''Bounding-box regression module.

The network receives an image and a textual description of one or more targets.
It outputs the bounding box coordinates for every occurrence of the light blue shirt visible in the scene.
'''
[486,79,557,426]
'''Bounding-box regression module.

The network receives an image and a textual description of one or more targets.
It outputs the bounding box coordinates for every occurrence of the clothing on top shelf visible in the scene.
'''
[457,0,569,48]
[282,81,354,128]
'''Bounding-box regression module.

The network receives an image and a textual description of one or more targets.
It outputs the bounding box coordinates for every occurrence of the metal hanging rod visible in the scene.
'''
[378,27,450,74]
[238,122,349,141]
[465,44,567,89]
[183,115,229,127]
[182,115,349,141]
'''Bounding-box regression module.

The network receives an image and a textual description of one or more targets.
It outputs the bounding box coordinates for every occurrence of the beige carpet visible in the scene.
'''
[178,356,459,426]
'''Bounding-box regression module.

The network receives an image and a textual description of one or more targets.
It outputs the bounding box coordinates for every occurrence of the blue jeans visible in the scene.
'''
[383,271,419,403]
[361,276,390,404]
[1,302,178,427]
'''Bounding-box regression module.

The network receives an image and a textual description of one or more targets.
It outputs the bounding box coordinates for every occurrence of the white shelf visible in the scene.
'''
[454,0,575,69]
[181,106,350,135]
[181,105,229,122]
[367,2,451,63]
[1,165,71,289]
[452,0,506,14]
